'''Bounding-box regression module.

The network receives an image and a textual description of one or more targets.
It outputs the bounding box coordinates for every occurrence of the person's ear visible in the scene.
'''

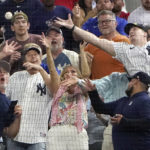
[11,25,15,32]
[27,22,30,30]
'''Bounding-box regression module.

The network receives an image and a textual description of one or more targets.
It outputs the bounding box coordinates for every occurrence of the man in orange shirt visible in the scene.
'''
[84,10,130,79]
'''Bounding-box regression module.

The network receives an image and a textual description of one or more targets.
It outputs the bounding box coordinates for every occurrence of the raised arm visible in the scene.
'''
[79,42,91,78]
[40,33,60,94]
[55,14,116,56]
[0,41,21,60]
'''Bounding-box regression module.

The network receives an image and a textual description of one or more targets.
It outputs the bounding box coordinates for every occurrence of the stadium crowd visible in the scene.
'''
[0,0,150,150]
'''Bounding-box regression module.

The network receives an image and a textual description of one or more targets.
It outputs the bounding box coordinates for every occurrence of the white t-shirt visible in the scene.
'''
[128,6,150,26]
[6,71,52,144]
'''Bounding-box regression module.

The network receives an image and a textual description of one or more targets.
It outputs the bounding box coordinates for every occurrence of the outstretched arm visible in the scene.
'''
[40,33,60,94]
[79,42,91,78]
[55,14,116,56]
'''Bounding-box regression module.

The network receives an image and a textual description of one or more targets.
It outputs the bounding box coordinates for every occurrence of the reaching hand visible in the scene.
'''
[40,32,51,49]
[55,14,74,29]
[111,114,123,125]
[82,79,96,91]
[60,77,78,88]
[80,41,87,51]
[23,62,42,71]
[2,41,21,57]
[14,105,22,117]
[9,51,21,64]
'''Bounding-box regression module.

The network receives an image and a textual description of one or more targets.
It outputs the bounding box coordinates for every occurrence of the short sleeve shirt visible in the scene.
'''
[113,41,150,76]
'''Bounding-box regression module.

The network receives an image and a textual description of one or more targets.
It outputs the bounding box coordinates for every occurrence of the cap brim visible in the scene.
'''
[124,23,137,35]
[24,47,41,55]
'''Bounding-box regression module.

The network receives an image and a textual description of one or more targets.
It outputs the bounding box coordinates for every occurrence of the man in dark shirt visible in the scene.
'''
[0,60,22,149]
[85,71,150,150]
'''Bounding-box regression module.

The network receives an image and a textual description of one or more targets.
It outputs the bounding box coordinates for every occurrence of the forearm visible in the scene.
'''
[3,116,21,138]
[39,67,51,88]
[88,90,115,115]
[119,117,150,130]
[80,48,91,78]
[0,51,6,60]
[73,26,115,56]
[46,47,60,93]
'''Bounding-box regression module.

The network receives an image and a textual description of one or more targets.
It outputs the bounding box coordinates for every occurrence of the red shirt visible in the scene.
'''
[54,0,78,10]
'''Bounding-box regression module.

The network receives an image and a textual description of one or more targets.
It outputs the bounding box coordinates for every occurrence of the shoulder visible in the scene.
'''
[63,49,79,57]
[128,6,142,19]
[114,34,130,43]
[10,70,27,79]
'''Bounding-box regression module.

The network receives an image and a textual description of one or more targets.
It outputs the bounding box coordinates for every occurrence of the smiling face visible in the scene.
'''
[0,67,10,91]
[98,14,117,35]
[24,50,41,65]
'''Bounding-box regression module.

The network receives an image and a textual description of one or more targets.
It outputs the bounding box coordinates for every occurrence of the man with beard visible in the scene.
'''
[128,0,150,26]
[84,71,150,150]
[30,0,80,51]
[42,26,80,74]
[112,0,130,20]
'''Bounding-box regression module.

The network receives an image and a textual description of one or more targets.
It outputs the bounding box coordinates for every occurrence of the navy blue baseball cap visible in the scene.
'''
[124,23,148,35]
[127,71,150,87]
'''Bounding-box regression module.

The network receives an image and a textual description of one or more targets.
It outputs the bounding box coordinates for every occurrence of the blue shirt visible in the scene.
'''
[92,72,128,102]
[82,16,128,37]
[41,63,60,75]
[42,52,72,74]
[0,92,11,136]
[0,0,42,39]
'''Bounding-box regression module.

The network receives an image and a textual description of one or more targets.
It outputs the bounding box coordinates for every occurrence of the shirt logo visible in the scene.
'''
[36,83,46,96]
[128,101,133,106]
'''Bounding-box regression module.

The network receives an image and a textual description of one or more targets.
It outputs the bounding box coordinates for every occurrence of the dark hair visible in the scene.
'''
[78,0,89,16]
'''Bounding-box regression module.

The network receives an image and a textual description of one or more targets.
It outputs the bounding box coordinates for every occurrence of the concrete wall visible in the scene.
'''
[125,0,141,12]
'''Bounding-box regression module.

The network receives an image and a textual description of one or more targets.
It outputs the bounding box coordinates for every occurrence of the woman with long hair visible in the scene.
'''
[41,33,90,150]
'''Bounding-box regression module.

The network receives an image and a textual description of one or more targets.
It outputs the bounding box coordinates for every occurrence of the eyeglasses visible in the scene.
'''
[98,19,115,25]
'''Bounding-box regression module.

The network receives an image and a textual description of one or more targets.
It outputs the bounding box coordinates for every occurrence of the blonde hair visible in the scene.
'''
[60,65,83,81]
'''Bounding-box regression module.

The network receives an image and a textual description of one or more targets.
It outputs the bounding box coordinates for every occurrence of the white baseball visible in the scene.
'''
[5,12,13,20]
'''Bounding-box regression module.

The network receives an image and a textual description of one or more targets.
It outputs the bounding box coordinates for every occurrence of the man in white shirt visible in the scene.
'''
[55,16,150,76]
[6,43,51,150]
[128,0,150,26]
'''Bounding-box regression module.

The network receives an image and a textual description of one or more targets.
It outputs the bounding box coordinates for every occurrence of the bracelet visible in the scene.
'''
[70,25,75,32]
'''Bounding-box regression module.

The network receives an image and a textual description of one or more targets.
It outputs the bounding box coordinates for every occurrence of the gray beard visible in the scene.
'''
[51,44,63,52]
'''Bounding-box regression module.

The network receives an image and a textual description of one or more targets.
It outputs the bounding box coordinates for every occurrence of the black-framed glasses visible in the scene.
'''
[98,19,115,25]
